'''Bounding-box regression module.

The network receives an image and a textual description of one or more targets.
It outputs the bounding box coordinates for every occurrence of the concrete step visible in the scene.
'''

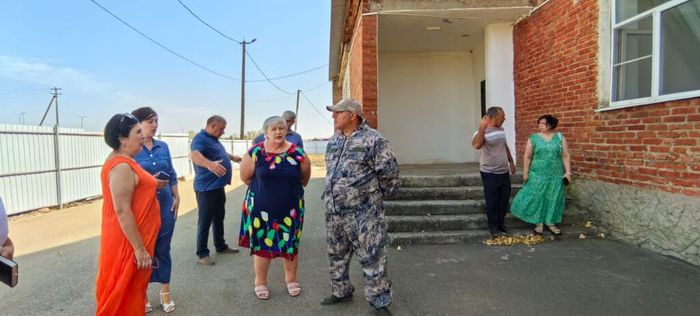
[384,200,484,216]
[400,173,524,188]
[388,225,594,246]
[389,185,522,201]
[386,214,530,233]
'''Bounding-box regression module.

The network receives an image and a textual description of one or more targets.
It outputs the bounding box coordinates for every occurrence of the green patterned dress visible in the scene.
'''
[511,133,565,225]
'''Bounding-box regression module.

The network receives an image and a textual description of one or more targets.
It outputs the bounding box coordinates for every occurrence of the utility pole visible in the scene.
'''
[50,87,63,209]
[13,112,25,124]
[239,38,256,139]
[77,115,87,129]
[294,90,301,131]
[40,87,61,126]
[52,87,61,127]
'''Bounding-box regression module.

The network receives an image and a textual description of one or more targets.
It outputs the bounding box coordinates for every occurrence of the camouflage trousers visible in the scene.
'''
[325,207,392,308]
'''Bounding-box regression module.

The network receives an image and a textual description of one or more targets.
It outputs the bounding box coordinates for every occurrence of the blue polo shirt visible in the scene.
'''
[252,131,304,148]
[191,129,232,192]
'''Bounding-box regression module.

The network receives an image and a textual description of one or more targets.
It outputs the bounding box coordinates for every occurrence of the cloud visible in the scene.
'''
[0,55,109,93]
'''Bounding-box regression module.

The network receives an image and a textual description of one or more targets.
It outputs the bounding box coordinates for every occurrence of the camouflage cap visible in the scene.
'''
[326,98,364,117]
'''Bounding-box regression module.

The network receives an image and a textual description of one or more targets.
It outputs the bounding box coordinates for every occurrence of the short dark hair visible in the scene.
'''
[485,106,503,117]
[131,107,157,122]
[206,115,226,126]
[104,113,139,150]
[538,114,559,129]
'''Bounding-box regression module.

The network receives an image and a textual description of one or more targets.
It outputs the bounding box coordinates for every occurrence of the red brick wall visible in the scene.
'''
[346,1,378,128]
[514,0,700,196]
[349,16,364,104]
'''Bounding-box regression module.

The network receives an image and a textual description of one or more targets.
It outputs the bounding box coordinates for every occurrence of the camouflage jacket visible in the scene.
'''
[323,121,400,214]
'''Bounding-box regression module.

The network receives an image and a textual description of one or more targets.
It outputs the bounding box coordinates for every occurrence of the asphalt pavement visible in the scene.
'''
[1,168,699,315]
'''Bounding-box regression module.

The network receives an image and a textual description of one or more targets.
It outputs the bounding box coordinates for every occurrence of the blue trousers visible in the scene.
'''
[196,188,228,258]
[150,187,175,284]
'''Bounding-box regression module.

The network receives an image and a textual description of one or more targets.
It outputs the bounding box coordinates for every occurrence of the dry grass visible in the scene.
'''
[307,154,326,168]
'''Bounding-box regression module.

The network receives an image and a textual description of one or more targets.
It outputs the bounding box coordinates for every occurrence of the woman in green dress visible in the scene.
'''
[511,115,572,236]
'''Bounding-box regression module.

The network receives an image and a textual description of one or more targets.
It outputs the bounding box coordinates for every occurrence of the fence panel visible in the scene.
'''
[0,124,324,215]
[0,124,59,214]
[157,134,193,179]
[303,140,328,154]
[58,128,111,204]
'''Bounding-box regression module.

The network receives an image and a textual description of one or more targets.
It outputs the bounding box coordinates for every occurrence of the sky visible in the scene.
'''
[0,0,334,139]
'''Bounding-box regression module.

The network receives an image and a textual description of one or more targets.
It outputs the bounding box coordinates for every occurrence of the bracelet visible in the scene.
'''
[564,172,572,176]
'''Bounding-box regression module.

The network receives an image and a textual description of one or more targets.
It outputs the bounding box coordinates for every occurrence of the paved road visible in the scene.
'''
[1,168,699,315]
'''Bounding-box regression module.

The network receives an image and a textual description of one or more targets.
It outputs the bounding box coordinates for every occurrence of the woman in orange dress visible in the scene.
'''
[96,113,163,316]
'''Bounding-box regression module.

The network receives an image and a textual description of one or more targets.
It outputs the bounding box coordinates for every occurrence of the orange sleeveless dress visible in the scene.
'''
[96,156,160,316]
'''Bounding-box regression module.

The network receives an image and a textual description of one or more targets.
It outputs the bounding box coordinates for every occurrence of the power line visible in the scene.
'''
[175,0,241,44]
[173,0,328,84]
[88,0,241,82]
[300,91,332,125]
[245,51,294,95]
[246,80,330,102]
[247,64,328,82]
[303,80,331,92]
[246,95,295,102]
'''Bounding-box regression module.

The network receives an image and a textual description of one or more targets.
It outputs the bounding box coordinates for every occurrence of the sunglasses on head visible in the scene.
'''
[119,113,137,128]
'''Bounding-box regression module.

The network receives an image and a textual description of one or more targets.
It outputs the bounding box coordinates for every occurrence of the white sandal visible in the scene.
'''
[160,291,175,313]
[145,301,153,313]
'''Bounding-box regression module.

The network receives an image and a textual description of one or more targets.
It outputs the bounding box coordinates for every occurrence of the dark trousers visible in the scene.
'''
[480,172,512,234]
[196,188,227,258]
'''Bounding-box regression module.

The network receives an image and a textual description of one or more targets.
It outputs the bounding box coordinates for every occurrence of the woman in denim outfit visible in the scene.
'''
[132,107,180,313]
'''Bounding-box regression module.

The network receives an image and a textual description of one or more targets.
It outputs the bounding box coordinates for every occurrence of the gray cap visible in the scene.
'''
[326,98,364,117]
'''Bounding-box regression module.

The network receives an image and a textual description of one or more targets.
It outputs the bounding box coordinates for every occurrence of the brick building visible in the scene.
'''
[328,0,700,265]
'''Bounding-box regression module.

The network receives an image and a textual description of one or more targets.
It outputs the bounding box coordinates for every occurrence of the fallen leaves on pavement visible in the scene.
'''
[484,234,545,246]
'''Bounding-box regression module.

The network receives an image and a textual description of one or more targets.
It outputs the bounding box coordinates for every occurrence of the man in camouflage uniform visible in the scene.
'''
[321,98,400,312]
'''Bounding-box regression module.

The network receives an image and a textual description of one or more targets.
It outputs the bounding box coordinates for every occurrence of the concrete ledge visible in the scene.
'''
[389,185,522,200]
[400,174,523,187]
[571,179,700,266]
[385,200,485,215]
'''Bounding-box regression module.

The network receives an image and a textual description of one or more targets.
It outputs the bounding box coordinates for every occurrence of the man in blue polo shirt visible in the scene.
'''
[252,110,304,148]
[190,115,242,265]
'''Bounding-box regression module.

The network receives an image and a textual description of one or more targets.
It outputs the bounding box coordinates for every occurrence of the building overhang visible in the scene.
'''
[329,0,539,79]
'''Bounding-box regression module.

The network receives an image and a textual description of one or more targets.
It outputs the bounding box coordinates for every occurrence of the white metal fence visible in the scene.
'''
[0,124,327,215]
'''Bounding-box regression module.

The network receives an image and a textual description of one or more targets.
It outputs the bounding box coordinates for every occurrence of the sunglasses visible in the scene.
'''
[119,113,137,128]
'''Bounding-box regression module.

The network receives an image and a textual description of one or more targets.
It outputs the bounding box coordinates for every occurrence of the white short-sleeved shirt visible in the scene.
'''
[0,197,8,247]
[473,126,510,174]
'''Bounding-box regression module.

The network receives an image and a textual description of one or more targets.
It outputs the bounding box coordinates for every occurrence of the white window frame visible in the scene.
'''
[603,0,700,111]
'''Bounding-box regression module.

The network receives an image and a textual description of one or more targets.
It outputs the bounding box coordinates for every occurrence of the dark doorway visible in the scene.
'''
[480,80,486,117]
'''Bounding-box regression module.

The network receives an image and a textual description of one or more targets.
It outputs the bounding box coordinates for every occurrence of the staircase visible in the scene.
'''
[385,172,586,246]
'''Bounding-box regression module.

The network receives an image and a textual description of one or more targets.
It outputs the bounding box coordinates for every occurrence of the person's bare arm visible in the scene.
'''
[472,116,492,149]
[239,152,255,186]
[191,150,226,177]
[522,139,534,182]
[227,153,242,163]
[109,163,151,270]
[505,144,516,175]
[561,134,572,183]
[300,154,311,187]
[0,237,14,259]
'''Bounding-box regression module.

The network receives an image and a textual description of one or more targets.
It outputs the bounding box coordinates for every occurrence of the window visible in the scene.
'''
[610,0,700,108]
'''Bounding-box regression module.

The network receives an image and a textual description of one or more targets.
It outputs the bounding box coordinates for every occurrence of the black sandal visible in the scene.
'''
[546,224,562,236]
[533,224,544,235]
